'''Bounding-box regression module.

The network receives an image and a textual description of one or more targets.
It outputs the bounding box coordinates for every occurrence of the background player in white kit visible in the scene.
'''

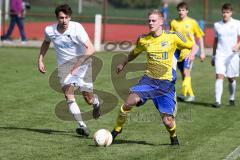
[38,4,101,136]
[212,3,240,108]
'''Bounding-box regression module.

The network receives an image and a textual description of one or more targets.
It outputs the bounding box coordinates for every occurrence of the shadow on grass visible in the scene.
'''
[0,126,71,135]
[89,139,175,146]
[177,99,213,108]
[0,126,100,139]
[114,139,156,145]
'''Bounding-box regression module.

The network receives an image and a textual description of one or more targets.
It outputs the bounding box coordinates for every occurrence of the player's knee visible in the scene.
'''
[162,115,174,128]
[216,74,224,79]
[124,99,137,109]
[228,78,235,83]
[125,93,141,107]
[84,96,94,105]
[82,91,94,105]
[63,85,75,100]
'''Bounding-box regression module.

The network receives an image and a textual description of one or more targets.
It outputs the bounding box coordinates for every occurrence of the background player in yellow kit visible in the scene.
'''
[170,2,205,102]
[111,9,198,145]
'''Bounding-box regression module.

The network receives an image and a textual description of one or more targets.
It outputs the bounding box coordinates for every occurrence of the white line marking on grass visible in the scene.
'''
[224,146,240,160]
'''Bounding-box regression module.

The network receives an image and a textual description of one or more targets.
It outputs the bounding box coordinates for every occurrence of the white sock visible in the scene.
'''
[229,80,236,101]
[67,100,86,128]
[215,79,223,104]
[93,94,100,108]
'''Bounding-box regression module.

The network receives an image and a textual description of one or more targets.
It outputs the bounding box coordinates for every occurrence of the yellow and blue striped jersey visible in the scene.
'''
[132,31,193,81]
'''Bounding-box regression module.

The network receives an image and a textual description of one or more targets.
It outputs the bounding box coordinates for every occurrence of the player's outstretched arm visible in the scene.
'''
[38,40,50,74]
[116,50,139,74]
[71,40,95,75]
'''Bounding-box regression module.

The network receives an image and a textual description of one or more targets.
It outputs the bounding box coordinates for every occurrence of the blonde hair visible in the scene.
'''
[148,9,163,18]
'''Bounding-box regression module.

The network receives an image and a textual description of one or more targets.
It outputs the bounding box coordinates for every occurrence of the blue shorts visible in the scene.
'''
[130,75,176,116]
[177,58,191,71]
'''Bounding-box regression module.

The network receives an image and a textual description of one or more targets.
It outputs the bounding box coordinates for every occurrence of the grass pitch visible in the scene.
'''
[0,47,240,160]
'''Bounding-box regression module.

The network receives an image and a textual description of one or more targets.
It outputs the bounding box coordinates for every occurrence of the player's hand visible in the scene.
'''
[187,44,198,63]
[116,63,125,74]
[232,44,239,53]
[186,52,195,63]
[211,57,215,66]
[200,52,206,62]
[38,61,46,74]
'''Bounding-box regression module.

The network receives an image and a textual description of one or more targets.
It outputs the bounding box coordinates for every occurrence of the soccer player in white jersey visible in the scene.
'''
[38,4,101,136]
[212,3,240,108]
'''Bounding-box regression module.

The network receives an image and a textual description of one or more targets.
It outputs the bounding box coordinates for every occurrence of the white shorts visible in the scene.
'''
[215,54,239,77]
[58,58,93,92]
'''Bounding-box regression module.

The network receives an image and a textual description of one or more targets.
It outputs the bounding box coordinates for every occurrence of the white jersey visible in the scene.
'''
[44,21,89,65]
[214,18,240,57]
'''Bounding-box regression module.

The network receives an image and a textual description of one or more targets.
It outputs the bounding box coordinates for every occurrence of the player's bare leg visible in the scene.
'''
[82,91,101,119]
[213,74,224,108]
[111,93,141,141]
[63,85,89,136]
[162,114,179,145]
[228,77,236,106]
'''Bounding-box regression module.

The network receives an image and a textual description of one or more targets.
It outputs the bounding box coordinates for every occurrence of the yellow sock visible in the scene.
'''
[187,77,194,96]
[182,77,190,96]
[166,122,177,137]
[114,105,131,132]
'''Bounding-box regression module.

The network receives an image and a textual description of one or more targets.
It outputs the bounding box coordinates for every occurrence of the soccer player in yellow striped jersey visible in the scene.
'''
[111,9,198,145]
[170,2,206,102]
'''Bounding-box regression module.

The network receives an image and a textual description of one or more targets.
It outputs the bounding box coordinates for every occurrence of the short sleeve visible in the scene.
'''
[44,27,51,42]
[169,20,174,31]
[76,23,90,46]
[193,20,204,39]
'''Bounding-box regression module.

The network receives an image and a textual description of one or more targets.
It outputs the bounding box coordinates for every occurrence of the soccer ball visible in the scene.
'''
[93,129,113,147]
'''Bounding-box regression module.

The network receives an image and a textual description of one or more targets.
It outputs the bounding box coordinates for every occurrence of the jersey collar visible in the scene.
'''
[54,22,71,35]
[221,17,233,24]
[151,30,165,38]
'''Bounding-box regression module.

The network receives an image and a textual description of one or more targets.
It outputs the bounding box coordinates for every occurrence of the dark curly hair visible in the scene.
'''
[222,3,233,11]
[55,4,72,17]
